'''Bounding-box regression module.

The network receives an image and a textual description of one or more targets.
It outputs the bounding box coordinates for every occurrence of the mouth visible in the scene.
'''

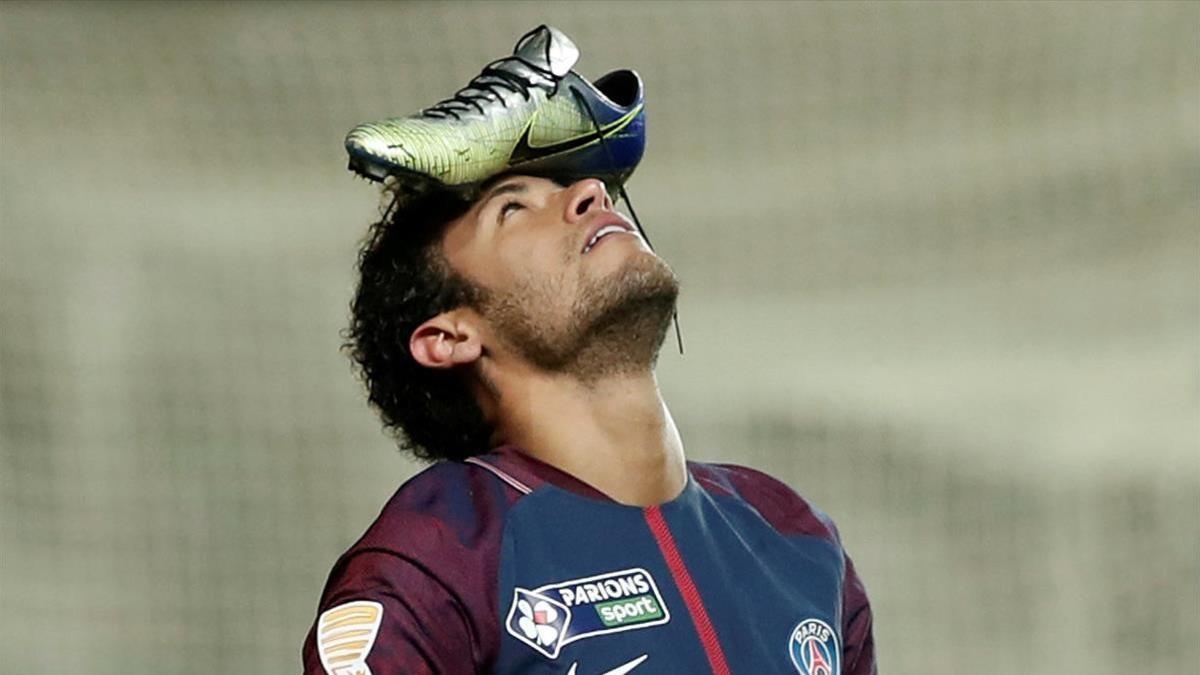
[581,213,637,254]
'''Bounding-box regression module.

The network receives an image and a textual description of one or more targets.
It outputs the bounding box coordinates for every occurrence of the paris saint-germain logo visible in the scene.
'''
[789,618,840,675]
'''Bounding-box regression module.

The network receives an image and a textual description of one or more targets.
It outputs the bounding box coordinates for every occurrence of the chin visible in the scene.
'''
[485,245,679,377]
[578,249,679,344]
[565,257,678,379]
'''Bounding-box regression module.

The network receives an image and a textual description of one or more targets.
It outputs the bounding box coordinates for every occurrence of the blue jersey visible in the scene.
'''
[302,445,875,674]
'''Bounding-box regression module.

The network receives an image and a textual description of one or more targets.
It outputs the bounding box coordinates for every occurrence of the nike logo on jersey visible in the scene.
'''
[509,104,643,165]
[566,654,648,675]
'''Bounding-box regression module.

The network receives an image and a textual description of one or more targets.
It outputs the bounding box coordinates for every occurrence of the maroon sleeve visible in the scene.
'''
[841,551,876,675]
[301,551,479,675]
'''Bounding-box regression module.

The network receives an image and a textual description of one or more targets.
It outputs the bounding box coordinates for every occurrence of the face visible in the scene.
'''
[439,175,679,379]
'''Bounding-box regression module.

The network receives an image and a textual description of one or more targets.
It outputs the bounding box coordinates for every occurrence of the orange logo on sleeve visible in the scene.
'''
[317,600,383,675]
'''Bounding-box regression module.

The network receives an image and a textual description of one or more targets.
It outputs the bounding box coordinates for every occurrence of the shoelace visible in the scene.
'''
[420,61,550,120]
[422,26,560,121]
[569,85,685,355]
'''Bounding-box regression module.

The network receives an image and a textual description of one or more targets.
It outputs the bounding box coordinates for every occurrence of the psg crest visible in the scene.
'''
[789,618,840,675]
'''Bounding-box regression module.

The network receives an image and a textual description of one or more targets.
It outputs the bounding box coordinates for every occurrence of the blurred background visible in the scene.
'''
[1,1,1197,673]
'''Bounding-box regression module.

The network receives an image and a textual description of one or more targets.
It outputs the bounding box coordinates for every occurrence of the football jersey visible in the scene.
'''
[301,445,875,674]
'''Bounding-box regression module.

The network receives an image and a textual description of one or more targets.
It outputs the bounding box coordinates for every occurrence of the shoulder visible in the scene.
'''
[689,461,842,547]
[322,459,518,594]
[348,458,520,559]
[305,460,513,673]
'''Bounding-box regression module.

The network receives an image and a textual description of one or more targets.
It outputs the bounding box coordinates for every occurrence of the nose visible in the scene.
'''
[563,178,613,224]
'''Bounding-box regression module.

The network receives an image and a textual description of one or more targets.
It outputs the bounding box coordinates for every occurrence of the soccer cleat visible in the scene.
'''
[344,25,646,191]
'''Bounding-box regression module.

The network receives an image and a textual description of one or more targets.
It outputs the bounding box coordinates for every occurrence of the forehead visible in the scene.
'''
[470,173,566,206]
[440,174,552,250]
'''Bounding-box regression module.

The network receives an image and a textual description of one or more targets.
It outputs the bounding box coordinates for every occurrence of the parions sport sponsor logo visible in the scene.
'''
[505,568,671,659]
[556,570,665,628]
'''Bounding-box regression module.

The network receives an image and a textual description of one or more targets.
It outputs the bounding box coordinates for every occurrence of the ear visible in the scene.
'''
[409,312,483,369]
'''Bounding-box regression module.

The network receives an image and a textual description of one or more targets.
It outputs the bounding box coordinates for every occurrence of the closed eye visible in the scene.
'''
[499,200,524,222]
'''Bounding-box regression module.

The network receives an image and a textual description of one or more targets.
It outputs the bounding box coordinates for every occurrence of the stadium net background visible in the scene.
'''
[1,2,1197,673]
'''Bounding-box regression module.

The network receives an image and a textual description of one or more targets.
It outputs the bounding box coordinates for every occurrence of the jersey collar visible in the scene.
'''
[472,443,616,501]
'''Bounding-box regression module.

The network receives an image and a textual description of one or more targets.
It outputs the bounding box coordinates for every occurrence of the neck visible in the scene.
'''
[488,365,686,506]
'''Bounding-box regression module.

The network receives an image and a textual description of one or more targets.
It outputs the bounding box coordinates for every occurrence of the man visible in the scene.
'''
[303,26,874,675]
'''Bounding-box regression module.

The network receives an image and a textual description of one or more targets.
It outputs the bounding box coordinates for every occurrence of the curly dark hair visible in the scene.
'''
[343,187,493,462]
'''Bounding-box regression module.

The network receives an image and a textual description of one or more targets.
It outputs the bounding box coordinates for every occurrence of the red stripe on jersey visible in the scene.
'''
[644,506,732,675]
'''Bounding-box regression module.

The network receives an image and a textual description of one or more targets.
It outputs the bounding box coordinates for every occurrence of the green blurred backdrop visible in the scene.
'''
[1,1,1197,673]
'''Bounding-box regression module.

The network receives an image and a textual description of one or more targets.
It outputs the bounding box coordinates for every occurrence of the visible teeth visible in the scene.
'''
[586,225,628,250]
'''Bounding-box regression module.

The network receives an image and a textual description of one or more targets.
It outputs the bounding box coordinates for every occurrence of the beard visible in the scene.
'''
[475,251,680,381]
